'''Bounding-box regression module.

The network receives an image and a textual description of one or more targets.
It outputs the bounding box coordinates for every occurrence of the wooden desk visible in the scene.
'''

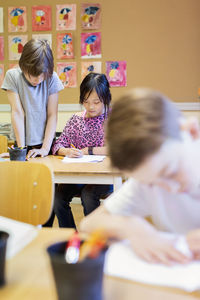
[0,228,199,300]
[31,155,123,191]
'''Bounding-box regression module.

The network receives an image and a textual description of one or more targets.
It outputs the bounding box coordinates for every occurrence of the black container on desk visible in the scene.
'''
[47,241,107,300]
[0,231,9,287]
[9,147,27,161]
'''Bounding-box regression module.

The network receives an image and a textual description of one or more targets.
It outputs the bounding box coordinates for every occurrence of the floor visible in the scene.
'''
[53,202,84,230]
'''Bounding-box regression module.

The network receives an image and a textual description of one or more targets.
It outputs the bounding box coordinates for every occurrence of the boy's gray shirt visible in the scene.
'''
[1,68,64,146]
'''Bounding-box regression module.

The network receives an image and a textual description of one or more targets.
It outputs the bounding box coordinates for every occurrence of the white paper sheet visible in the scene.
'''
[0,216,38,259]
[62,155,105,163]
[104,235,200,292]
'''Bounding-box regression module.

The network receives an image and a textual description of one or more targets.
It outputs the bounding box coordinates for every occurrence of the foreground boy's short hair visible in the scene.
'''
[106,88,181,171]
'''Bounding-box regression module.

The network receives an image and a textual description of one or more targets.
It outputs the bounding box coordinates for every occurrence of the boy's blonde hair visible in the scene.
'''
[106,88,181,171]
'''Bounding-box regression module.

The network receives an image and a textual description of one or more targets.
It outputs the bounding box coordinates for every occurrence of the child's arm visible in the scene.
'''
[7,91,25,147]
[80,205,190,265]
[27,93,58,159]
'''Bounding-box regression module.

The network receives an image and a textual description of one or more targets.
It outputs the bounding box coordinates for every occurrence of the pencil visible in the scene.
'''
[70,143,76,149]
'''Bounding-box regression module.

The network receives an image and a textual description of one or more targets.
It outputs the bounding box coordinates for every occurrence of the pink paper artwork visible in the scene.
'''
[106,61,127,87]
[81,62,101,81]
[56,4,76,30]
[8,6,27,32]
[57,33,74,59]
[0,36,4,60]
[81,32,101,59]
[0,64,4,86]
[57,62,77,88]
[81,3,101,29]
[32,6,52,31]
[8,35,28,60]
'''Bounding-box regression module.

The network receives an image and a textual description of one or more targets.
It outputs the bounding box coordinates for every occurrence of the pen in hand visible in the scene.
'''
[70,143,76,149]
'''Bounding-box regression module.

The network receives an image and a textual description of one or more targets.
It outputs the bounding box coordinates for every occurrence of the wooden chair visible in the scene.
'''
[0,161,54,226]
[0,135,8,154]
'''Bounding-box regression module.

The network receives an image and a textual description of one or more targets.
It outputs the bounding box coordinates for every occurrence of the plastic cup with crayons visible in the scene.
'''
[47,230,108,300]
[8,146,27,161]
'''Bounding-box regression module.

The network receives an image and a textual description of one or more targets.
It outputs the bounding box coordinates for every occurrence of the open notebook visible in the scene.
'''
[104,234,200,292]
[0,216,38,259]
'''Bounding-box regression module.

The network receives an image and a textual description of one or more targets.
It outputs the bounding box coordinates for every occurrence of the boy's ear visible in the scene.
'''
[179,117,200,140]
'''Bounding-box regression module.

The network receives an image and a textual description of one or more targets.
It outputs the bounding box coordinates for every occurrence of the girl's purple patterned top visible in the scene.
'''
[52,111,108,155]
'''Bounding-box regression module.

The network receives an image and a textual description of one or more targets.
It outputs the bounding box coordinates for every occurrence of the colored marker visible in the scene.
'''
[65,232,81,264]
[79,229,107,261]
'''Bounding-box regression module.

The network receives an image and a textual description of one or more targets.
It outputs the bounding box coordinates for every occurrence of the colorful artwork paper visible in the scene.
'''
[0,8,3,33]
[81,3,101,29]
[81,32,101,59]
[106,61,127,87]
[56,4,76,30]
[8,6,27,32]
[0,64,4,86]
[32,6,52,31]
[0,36,4,60]
[57,33,74,59]
[32,34,52,48]
[8,35,28,60]
[81,62,101,81]
[57,62,77,88]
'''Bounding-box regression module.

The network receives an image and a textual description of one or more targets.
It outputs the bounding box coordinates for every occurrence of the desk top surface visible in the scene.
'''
[30,155,121,175]
[1,228,199,300]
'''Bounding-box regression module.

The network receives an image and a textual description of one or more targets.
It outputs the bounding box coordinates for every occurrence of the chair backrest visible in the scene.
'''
[0,161,54,226]
[0,135,8,154]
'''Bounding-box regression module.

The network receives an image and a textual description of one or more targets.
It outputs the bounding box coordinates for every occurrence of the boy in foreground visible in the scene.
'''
[80,88,200,265]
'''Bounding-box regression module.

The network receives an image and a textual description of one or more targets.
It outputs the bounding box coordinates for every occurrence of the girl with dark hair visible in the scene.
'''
[50,72,113,228]
[1,39,64,159]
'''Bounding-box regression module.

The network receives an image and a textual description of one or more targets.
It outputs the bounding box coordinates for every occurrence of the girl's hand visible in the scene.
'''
[128,217,190,265]
[68,148,83,158]
[26,147,49,159]
[186,229,200,259]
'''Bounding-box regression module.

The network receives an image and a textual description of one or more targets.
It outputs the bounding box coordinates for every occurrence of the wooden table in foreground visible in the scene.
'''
[31,155,123,191]
[0,228,200,300]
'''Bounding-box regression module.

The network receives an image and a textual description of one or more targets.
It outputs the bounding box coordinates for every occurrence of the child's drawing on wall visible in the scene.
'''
[8,35,27,60]
[106,61,127,87]
[32,6,52,31]
[0,64,4,86]
[81,3,101,29]
[57,62,77,88]
[57,33,74,59]
[81,62,101,80]
[0,8,3,33]
[81,32,101,59]
[0,36,4,61]
[56,4,76,30]
[32,34,52,48]
[8,7,27,32]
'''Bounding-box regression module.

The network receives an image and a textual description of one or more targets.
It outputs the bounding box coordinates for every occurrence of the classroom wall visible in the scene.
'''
[0,0,200,106]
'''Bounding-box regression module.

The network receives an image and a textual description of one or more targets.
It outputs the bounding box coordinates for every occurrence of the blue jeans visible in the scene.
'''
[45,184,113,228]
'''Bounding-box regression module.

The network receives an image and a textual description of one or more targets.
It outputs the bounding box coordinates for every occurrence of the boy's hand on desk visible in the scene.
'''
[186,229,200,259]
[128,217,190,265]
[26,148,49,159]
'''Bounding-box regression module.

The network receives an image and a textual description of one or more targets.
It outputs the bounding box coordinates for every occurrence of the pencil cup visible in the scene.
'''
[47,241,107,300]
[9,147,27,161]
[0,231,9,287]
